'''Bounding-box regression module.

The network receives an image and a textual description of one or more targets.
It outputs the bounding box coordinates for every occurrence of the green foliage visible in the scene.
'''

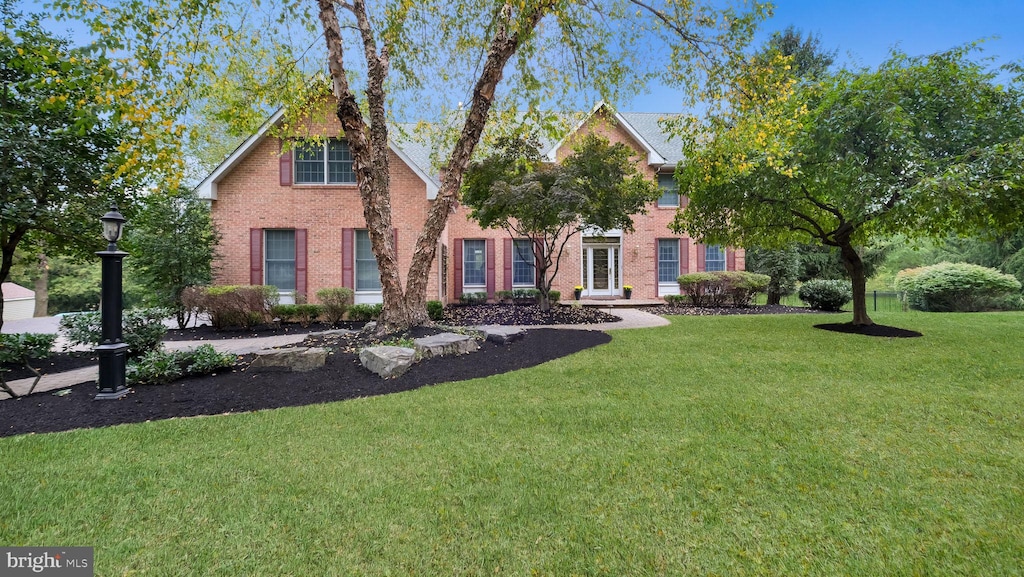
[798,280,853,311]
[677,272,770,307]
[58,308,168,357]
[181,285,277,330]
[348,304,383,322]
[272,304,323,327]
[123,189,219,328]
[426,300,444,322]
[316,287,354,325]
[459,292,488,305]
[126,344,237,386]
[746,246,800,304]
[894,262,1023,312]
[547,290,561,303]
[181,345,237,377]
[663,294,688,306]
[0,332,57,398]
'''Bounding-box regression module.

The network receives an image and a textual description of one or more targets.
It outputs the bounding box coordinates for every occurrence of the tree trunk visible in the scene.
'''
[33,253,49,317]
[839,242,873,326]
[766,286,782,306]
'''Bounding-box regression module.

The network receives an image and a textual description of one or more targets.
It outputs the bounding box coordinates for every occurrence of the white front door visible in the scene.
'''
[582,244,620,297]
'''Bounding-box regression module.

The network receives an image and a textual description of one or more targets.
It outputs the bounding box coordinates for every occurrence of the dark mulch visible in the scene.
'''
[640,303,829,316]
[441,303,619,326]
[161,321,365,342]
[814,322,923,338]
[0,329,611,438]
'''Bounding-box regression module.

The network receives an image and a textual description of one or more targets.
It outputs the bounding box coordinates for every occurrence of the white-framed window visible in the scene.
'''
[658,239,679,282]
[705,245,726,272]
[657,173,679,207]
[355,230,381,291]
[512,239,536,286]
[294,139,356,184]
[463,239,486,287]
[265,229,296,292]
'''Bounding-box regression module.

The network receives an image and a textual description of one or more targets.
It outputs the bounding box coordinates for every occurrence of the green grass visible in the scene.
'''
[2,312,1023,575]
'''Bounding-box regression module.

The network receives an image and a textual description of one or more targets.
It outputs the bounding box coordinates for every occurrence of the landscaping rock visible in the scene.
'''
[475,325,526,345]
[359,346,416,378]
[413,332,480,359]
[251,347,328,372]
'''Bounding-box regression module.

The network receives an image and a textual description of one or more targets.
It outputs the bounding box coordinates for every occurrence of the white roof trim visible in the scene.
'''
[194,109,439,200]
[542,101,666,166]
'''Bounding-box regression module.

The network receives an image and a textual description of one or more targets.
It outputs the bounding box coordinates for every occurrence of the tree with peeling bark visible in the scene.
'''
[463,132,661,311]
[56,0,770,333]
[672,45,1024,326]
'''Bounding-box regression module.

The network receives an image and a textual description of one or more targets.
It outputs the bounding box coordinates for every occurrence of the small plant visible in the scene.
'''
[0,333,57,398]
[798,279,852,311]
[495,290,513,303]
[348,303,383,321]
[459,292,487,305]
[514,288,539,305]
[317,287,354,324]
[59,307,169,358]
[126,349,182,385]
[663,294,688,305]
[272,304,323,327]
[426,300,444,321]
[182,345,238,376]
[547,290,561,303]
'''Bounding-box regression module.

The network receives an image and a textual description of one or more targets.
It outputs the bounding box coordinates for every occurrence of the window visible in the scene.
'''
[512,239,536,286]
[705,245,726,272]
[355,230,381,291]
[294,139,356,184]
[658,239,679,282]
[657,174,679,207]
[264,230,296,292]
[463,240,486,287]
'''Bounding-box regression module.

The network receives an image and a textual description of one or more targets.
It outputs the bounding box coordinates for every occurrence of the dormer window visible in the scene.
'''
[657,173,679,207]
[294,139,356,184]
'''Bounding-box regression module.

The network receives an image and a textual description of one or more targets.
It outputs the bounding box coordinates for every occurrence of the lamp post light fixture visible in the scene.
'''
[95,204,130,400]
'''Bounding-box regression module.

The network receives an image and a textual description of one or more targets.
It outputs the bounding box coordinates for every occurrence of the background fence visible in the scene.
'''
[757,291,906,312]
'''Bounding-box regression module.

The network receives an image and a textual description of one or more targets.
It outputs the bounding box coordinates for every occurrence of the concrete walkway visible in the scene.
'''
[1,308,667,399]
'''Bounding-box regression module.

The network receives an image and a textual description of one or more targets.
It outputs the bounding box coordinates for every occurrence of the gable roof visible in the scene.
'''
[542,102,683,169]
[2,283,35,300]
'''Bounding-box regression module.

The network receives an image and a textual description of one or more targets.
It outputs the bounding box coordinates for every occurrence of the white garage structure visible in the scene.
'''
[2,283,36,321]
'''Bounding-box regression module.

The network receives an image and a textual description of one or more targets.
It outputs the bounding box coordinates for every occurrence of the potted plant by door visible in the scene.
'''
[623,285,633,299]
[573,285,583,300]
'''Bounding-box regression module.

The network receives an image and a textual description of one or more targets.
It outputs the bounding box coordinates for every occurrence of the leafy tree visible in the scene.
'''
[58,0,769,332]
[756,25,836,81]
[745,246,800,305]
[123,189,219,327]
[463,132,661,310]
[673,46,1024,326]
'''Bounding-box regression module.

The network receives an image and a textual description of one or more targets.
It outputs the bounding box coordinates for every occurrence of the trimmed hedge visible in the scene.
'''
[181,285,278,329]
[272,304,323,327]
[316,287,354,324]
[676,271,771,307]
[894,262,1022,312]
[348,303,383,321]
[798,279,852,311]
[459,292,488,305]
[426,300,444,321]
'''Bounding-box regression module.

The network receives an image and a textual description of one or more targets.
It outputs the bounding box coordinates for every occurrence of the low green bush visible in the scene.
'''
[894,262,1023,312]
[459,292,487,305]
[127,344,237,386]
[58,307,169,357]
[547,290,561,303]
[514,288,540,304]
[426,300,444,321]
[181,285,277,329]
[663,294,688,305]
[676,271,770,307]
[272,304,323,327]
[495,290,513,303]
[798,279,852,311]
[0,333,58,397]
[316,287,354,324]
[182,345,238,376]
[348,303,383,321]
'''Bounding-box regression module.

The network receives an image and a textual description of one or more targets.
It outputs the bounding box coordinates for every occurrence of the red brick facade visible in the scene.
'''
[199,106,744,305]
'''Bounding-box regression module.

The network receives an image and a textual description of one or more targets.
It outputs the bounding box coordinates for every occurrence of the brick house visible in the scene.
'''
[196,102,744,305]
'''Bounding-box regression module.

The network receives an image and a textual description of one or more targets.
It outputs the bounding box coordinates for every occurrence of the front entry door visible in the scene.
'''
[582,245,620,297]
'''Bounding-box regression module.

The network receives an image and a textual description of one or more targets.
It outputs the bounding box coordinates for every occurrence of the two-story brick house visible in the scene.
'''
[195,102,744,305]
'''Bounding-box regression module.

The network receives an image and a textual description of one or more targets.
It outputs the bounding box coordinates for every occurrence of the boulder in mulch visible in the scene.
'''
[475,325,526,344]
[359,346,416,378]
[251,347,329,372]
[413,333,480,359]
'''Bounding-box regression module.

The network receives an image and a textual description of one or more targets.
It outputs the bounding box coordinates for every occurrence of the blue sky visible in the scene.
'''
[18,0,1024,113]
[629,0,1024,111]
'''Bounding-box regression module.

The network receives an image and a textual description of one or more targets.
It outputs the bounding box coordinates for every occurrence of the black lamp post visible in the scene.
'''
[95,205,130,400]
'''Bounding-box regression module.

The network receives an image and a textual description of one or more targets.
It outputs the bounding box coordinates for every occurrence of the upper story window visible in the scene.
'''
[512,239,536,286]
[294,139,356,184]
[657,173,679,208]
[705,245,726,272]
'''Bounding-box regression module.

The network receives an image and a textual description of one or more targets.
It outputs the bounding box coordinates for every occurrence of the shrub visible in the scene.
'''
[663,294,688,305]
[547,290,561,303]
[348,303,383,321]
[514,288,539,304]
[459,292,487,305]
[894,262,1023,312]
[677,272,722,306]
[0,333,57,397]
[272,304,323,327]
[721,271,771,307]
[798,279,852,311]
[126,345,237,386]
[58,307,168,357]
[676,272,769,307]
[316,287,354,324]
[495,290,513,303]
[426,300,444,321]
[181,285,277,329]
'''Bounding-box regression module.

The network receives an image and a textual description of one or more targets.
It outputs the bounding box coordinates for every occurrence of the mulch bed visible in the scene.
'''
[0,328,611,438]
[441,303,619,326]
[814,322,923,338]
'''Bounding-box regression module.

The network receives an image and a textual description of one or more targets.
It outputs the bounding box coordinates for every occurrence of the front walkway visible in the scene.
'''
[1,308,668,399]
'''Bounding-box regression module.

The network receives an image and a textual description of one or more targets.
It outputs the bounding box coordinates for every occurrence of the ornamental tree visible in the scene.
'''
[463,132,661,311]
[672,46,1024,326]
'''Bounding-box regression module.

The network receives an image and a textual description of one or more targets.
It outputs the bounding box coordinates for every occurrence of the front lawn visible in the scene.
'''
[1,312,1022,575]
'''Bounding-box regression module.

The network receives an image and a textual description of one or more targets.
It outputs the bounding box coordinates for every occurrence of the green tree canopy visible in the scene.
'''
[672,45,1024,326]
[463,132,660,310]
